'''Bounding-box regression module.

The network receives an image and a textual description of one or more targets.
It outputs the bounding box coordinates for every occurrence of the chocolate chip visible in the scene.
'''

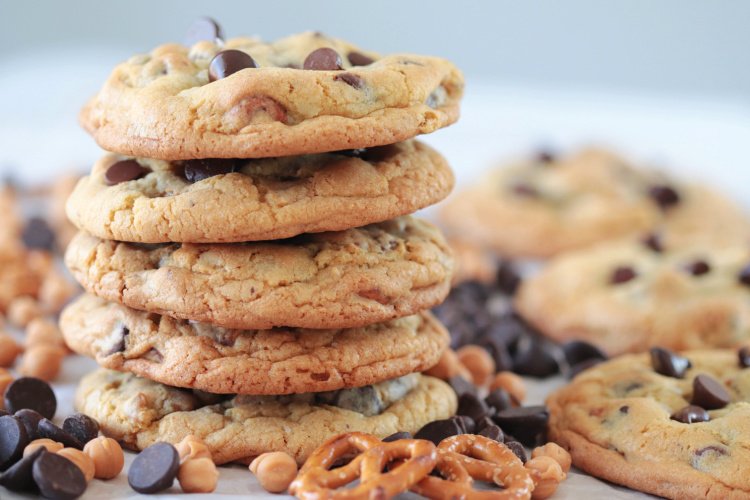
[691,374,730,410]
[0,446,44,492]
[739,264,750,286]
[485,388,513,413]
[512,183,538,197]
[642,233,663,253]
[562,341,608,367]
[493,406,549,447]
[21,217,55,251]
[481,337,515,372]
[62,414,99,446]
[457,394,491,423]
[670,405,710,424]
[451,415,475,434]
[334,72,363,89]
[695,445,727,457]
[208,50,256,82]
[448,375,477,398]
[535,150,556,164]
[347,51,374,66]
[32,451,87,499]
[619,405,629,414]
[684,260,711,276]
[105,160,149,186]
[478,424,504,443]
[496,261,521,295]
[14,409,43,441]
[475,416,496,432]
[104,326,128,356]
[0,415,29,471]
[128,442,180,494]
[739,346,750,368]
[185,17,223,45]
[382,431,411,442]
[505,441,527,463]
[38,419,83,450]
[303,47,343,71]
[610,266,637,284]
[414,418,463,445]
[512,336,564,378]
[4,377,56,419]
[649,185,680,209]
[182,159,238,183]
[650,347,691,378]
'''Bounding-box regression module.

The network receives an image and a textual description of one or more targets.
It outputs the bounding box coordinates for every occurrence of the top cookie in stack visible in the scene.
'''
[61,23,464,463]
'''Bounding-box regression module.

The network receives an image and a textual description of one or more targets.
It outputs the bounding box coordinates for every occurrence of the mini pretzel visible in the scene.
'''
[289,432,437,499]
[412,434,535,500]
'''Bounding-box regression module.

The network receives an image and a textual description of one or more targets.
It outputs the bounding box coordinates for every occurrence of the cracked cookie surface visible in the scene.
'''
[548,349,750,499]
[75,369,457,464]
[64,216,454,329]
[515,240,750,356]
[61,294,449,394]
[440,148,750,259]
[80,31,463,160]
[66,141,453,243]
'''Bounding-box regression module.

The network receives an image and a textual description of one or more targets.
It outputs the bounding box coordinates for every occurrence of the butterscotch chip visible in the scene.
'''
[525,455,565,499]
[24,438,63,456]
[83,436,124,479]
[423,348,469,381]
[39,272,78,314]
[0,332,22,367]
[0,369,13,409]
[249,452,297,493]
[489,371,526,405]
[456,345,495,386]
[532,443,571,474]
[176,435,212,462]
[26,318,65,348]
[7,296,43,328]
[18,345,65,381]
[178,457,219,493]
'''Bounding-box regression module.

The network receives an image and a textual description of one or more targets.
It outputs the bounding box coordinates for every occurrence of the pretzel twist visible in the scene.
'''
[412,434,535,500]
[289,432,437,499]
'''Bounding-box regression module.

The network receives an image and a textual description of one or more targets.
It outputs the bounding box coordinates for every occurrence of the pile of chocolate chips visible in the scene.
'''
[432,262,608,378]
[0,377,99,499]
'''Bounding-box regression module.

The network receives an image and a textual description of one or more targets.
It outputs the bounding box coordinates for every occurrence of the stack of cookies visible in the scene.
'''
[59,27,464,464]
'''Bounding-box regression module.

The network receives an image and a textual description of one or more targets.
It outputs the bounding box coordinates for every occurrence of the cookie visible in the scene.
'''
[440,148,750,259]
[515,240,750,356]
[547,348,750,499]
[80,31,463,160]
[75,369,457,464]
[64,216,454,329]
[61,294,449,394]
[66,141,453,243]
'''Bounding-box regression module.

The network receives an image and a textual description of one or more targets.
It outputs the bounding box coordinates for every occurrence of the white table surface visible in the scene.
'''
[2,48,750,499]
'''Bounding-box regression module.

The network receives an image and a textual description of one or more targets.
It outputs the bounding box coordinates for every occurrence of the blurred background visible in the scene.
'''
[1,0,749,198]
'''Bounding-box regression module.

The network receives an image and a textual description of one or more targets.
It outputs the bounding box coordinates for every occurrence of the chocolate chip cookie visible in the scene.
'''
[548,348,750,499]
[515,240,750,355]
[440,148,750,259]
[75,369,457,464]
[66,141,453,243]
[64,216,454,329]
[80,31,463,160]
[61,294,449,395]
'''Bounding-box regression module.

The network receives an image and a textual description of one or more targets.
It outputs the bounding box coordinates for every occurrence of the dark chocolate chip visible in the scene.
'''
[649,185,680,209]
[4,377,56,419]
[739,264,750,286]
[104,326,129,356]
[610,266,637,284]
[481,337,515,372]
[358,144,401,163]
[334,72,363,89]
[457,394,491,423]
[38,419,83,450]
[105,160,149,186]
[303,47,343,71]
[208,50,256,82]
[493,406,549,447]
[691,374,730,410]
[619,405,629,414]
[485,388,513,413]
[414,418,463,445]
[535,150,556,164]
[562,341,608,367]
[182,159,238,183]
[496,261,521,295]
[695,445,728,457]
[478,424,504,443]
[649,347,691,378]
[21,217,55,251]
[739,346,750,368]
[448,375,477,398]
[505,440,527,463]
[475,416,496,432]
[185,17,223,45]
[62,414,99,446]
[32,451,87,499]
[684,260,711,276]
[511,183,538,197]
[642,233,663,253]
[452,415,476,434]
[128,442,180,494]
[0,415,29,471]
[382,431,411,442]
[0,446,44,492]
[670,405,710,424]
[512,336,565,378]
[347,51,374,66]
[14,409,43,441]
